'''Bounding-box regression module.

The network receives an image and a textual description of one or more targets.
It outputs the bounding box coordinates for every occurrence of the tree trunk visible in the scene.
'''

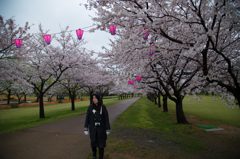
[18,96,21,104]
[24,94,27,102]
[232,90,240,109]
[7,89,11,104]
[175,98,188,124]
[158,94,161,108]
[59,95,62,103]
[90,91,93,105]
[154,97,157,105]
[162,95,168,112]
[39,93,45,118]
[202,48,208,76]
[71,93,75,111]
[68,90,75,111]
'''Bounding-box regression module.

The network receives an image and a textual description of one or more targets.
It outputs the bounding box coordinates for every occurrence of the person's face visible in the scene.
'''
[93,95,98,105]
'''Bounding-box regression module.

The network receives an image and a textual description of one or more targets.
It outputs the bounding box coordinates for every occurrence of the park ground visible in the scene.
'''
[0,95,239,159]
[88,96,240,159]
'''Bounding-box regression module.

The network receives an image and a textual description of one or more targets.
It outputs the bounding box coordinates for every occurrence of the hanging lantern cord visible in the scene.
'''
[46,25,94,36]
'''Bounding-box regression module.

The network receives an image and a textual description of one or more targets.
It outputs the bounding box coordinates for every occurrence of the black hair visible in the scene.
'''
[92,93,102,110]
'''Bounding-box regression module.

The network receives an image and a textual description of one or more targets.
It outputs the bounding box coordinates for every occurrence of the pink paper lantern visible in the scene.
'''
[136,76,142,82]
[14,39,22,48]
[149,45,154,56]
[43,35,51,45]
[141,28,149,40]
[149,50,153,56]
[128,79,132,85]
[143,32,148,40]
[109,25,116,35]
[131,80,134,85]
[76,29,84,41]
[134,86,136,88]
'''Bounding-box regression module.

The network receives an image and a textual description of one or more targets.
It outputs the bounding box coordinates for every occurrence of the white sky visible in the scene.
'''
[0,0,114,54]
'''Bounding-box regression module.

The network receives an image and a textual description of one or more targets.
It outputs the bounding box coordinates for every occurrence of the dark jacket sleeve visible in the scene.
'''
[84,105,91,131]
[102,105,110,133]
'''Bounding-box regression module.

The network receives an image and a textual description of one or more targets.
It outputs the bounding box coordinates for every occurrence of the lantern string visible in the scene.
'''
[46,25,95,35]
[15,24,115,47]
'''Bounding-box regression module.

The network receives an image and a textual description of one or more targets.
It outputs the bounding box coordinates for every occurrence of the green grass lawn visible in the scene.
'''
[0,97,131,134]
[99,96,240,159]
[112,97,208,146]
[167,95,240,127]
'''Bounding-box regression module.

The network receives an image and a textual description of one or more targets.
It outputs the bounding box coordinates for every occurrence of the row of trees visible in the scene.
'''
[0,15,126,118]
[1,0,239,123]
[84,0,240,123]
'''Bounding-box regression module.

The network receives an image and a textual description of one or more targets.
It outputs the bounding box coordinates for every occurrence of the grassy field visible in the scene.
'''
[88,95,240,159]
[0,97,131,134]
[1,94,240,158]
[167,95,240,127]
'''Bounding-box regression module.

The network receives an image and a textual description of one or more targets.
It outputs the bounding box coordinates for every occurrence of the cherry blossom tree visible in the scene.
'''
[81,63,116,104]
[58,64,89,111]
[0,16,32,104]
[0,15,31,60]
[0,58,31,104]
[162,0,240,108]
[83,0,216,124]
[95,69,117,98]
[10,24,86,118]
[11,85,32,104]
[84,0,240,108]
[95,28,205,123]
[81,0,240,124]
[109,81,136,99]
[45,84,63,102]
[146,80,163,108]
[0,79,13,104]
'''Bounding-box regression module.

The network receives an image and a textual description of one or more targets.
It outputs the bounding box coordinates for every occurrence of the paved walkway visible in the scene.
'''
[0,97,140,159]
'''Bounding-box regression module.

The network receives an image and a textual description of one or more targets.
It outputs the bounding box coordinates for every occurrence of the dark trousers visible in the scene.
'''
[92,147,104,159]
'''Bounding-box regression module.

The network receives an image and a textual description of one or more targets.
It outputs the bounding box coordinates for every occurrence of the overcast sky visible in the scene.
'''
[0,0,114,54]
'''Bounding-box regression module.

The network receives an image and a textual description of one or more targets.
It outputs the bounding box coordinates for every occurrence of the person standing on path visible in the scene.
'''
[84,93,111,159]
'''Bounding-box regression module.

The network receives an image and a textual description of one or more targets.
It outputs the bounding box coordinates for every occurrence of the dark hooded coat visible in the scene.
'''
[84,93,110,148]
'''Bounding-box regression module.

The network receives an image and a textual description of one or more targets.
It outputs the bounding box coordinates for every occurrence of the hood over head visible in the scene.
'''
[93,93,101,102]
